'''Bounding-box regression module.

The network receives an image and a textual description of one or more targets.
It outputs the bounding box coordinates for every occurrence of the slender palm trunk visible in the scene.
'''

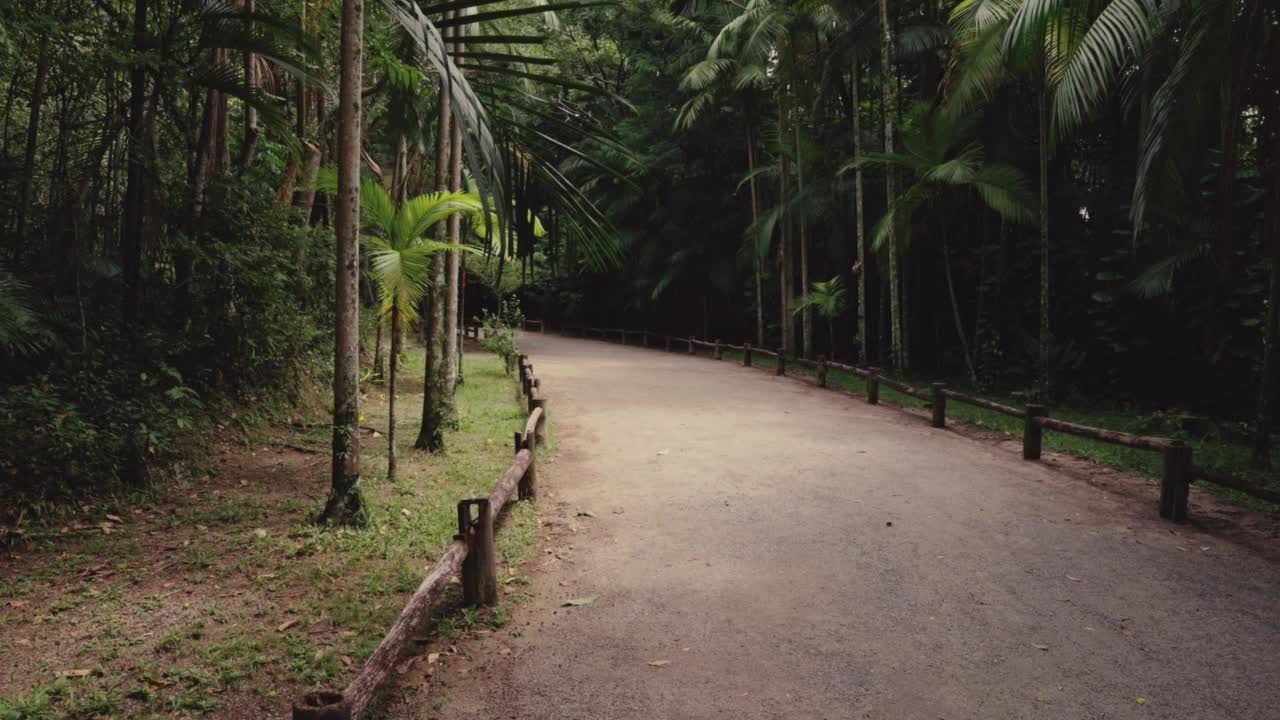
[942,236,978,385]
[387,301,400,482]
[852,54,867,364]
[780,150,792,355]
[444,20,465,397]
[879,0,902,372]
[796,123,811,359]
[122,0,148,332]
[1037,89,1051,399]
[16,33,50,240]
[373,317,385,380]
[747,128,764,346]
[237,0,259,170]
[322,0,368,525]
[416,16,453,452]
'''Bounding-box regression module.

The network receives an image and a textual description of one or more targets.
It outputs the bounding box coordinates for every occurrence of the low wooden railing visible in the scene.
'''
[547,323,1276,524]
[292,355,549,720]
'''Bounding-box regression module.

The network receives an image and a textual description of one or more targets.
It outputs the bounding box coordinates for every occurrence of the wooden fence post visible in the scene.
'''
[687,336,695,354]
[518,355,528,387]
[620,329,627,345]
[665,335,672,352]
[816,356,828,387]
[457,498,496,606]
[528,380,540,413]
[517,429,537,501]
[776,348,786,376]
[292,691,348,720]
[714,339,722,360]
[866,367,880,404]
[642,330,649,347]
[1023,404,1048,460]
[1160,442,1191,523]
[930,383,946,428]
[530,398,547,443]
[743,343,752,367]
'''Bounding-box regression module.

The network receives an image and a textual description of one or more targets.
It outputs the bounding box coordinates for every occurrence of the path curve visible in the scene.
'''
[444,334,1280,720]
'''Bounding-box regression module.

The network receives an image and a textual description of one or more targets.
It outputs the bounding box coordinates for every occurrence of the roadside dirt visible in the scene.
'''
[438,333,1280,720]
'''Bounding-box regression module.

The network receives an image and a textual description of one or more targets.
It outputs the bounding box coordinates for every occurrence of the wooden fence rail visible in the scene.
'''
[547,322,1277,523]
[292,344,551,720]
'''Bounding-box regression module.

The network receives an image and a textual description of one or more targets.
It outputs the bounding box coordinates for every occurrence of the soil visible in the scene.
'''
[434,333,1280,720]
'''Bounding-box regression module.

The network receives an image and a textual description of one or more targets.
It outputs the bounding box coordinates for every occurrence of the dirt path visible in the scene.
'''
[444,334,1280,720]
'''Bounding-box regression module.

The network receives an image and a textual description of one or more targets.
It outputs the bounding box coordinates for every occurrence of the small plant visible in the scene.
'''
[479,296,525,375]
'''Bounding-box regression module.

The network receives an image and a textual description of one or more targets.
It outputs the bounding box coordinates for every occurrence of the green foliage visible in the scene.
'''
[480,296,526,374]
[0,183,333,508]
[794,277,847,319]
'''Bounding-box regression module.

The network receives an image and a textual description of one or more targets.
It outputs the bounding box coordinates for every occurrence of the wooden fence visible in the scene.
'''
[292,353,548,720]
[552,324,1274,524]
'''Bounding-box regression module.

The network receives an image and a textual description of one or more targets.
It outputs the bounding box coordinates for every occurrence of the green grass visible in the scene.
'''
[0,350,547,718]
[708,346,1277,512]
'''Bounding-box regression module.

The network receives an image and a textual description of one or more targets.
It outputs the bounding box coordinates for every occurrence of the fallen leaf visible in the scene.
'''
[427,653,440,664]
[8,599,28,609]
[277,618,299,632]
[401,508,412,519]
[253,528,268,539]
[340,656,354,668]
[576,511,596,518]
[1031,644,1049,651]
[395,656,418,675]
[1136,697,1146,705]
[562,595,599,607]
[55,669,92,678]
[105,515,124,524]
[647,660,670,667]
[1066,575,1082,582]
[1200,546,1211,552]
[681,647,690,652]
[656,449,669,456]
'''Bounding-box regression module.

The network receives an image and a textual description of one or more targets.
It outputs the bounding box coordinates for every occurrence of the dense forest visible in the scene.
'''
[1,0,1278,517]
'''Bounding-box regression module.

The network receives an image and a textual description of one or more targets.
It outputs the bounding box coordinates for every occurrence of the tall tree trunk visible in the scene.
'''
[387,301,400,482]
[778,104,792,354]
[16,33,50,240]
[852,53,867,365]
[237,0,259,171]
[322,0,368,526]
[747,127,764,346]
[122,0,148,332]
[444,19,465,396]
[373,316,385,381]
[780,147,793,355]
[879,0,903,372]
[416,16,454,452]
[942,236,978,386]
[1037,88,1052,399]
[796,122,812,359]
[457,252,467,386]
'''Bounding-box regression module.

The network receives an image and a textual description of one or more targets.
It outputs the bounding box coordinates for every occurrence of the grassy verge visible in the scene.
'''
[710,347,1277,513]
[0,349,543,719]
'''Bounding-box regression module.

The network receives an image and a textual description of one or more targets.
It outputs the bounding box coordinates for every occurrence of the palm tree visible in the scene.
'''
[850,112,1035,385]
[946,0,1164,397]
[355,178,481,481]
[794,276,848,357]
